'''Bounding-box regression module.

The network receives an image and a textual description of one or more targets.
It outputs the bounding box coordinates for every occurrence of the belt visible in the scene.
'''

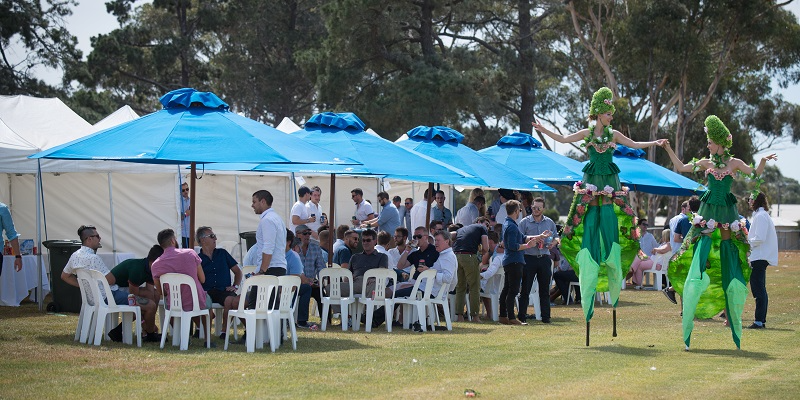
[454,251,476,255]
[527,254,548,258]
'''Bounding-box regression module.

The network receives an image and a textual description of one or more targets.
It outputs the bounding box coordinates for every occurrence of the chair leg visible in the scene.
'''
[441,302,452,331]
[135,310,142,347]
[416,304,427,332]
[180,316,191,351]
[321,303,330,331]
[246,317,257,353]
[365,303,374,333]
[385,301,393,333]
[341,303,349,331]
[205,315,211,349]
[289,315,297,350]
[224,315,233,350]
[122,313,132,345]
[160,312,170,349]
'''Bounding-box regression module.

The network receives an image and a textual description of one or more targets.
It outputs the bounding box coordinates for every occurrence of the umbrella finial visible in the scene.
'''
[159,88,229,110]
[406,126,464,143]
[305,112,366,131]
[497,132,542,148]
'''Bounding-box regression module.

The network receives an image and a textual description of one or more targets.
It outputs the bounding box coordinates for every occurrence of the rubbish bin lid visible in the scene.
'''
[42,240,82,249]
[239,231,256,239]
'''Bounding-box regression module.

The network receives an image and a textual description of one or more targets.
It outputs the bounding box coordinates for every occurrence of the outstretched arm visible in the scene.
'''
[614,131,665,149]
[734,154,778,176]
[658,140,699,173]
[532,120,589,144]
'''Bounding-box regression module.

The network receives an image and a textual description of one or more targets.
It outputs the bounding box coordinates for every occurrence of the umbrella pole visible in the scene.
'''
[235,175,243,263]
[189,162,197,249]
[328,173,336,267]
[425,182,434,231]
[35,160,43,311]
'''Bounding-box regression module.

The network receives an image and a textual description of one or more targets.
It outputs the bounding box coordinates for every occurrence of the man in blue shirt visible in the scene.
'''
[518,197,558,324]
[197,226,242,339]
[431,190,453,226]
[0,202,22,276]
[361,192,400,234]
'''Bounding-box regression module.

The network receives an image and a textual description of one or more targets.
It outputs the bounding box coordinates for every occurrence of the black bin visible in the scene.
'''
[42,240,82,313]
[239,231,257,251]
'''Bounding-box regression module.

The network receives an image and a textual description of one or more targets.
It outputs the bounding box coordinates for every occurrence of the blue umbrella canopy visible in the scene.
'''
[587,145,706,196]
[273,112,473,184]
[395,126,555,192]
[30,88,357,166]
[478,132,585,185]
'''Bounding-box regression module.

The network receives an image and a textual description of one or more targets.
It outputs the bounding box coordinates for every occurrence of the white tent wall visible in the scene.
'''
[10,173,177,257]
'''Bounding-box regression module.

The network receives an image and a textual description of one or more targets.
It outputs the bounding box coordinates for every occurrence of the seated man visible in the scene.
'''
[396,226,439,280]
[552,246,579,304]
[60,225,127,341]
[110,244,165,342]
[479,232,503,319]
[151,228,208,335]
[394,230,456,332]
[386,227,409,274]
[347,229,388,296]
[197,226,242,340]
[285,229,314,328]
[375,231,392,254]
[333,229,359,269]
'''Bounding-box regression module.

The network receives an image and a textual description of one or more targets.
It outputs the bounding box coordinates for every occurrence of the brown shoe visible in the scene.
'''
[509,319,522,325]
[499,317,511,325]
[472,316,482,323]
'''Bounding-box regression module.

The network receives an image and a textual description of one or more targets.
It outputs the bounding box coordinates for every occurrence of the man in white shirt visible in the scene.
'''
[290,186,316,233]
[252,190,287,276]
[305,186,326,239]
[351,188,375,225]
[455,195,485,226]
[746,193,779,329]
[61,225,119,305]
[410,188,432,230]
[387,227,409,272]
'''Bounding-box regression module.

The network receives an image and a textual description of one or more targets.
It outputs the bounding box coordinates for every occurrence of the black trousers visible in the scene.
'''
[499,262,523,319]
[245,267,286,309]
[553,269,579,304]
[520,255,552,322]
[750,259,769,324]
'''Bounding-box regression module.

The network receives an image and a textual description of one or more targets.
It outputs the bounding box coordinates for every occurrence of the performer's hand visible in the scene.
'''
[531,120,547,134]
[763,154,778,162]
[655,139,667,147]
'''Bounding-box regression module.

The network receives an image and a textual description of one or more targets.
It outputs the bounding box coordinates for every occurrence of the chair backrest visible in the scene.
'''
[318,268,353,299]
[277,275,301,313]
[159,273,202,313]
[75,269,98,307]
[84,268,114,306]
[236,274,278,312]
[362,269,397,301]
[433,275,452,301]
[408,269,436,300]
[240,265,258,276]
[485,267,505,295]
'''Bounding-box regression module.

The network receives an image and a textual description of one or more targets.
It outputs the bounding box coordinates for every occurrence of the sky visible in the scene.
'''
[14,1,800,181]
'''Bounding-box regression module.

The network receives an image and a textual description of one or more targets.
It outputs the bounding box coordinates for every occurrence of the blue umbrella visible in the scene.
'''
[395,126,555,192]
[587,145,706,196]
[29,88,361,245]
[478,132,585,185]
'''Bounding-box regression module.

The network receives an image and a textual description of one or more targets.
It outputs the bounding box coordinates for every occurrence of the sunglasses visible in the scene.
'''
[532,206,543,211]
[362,238,374,243]
[299,231,312,236]
[412,234,424,239]
[182,188,189,192]
[200,233,217,239]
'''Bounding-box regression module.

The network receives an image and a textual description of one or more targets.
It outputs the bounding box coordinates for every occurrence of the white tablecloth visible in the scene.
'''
[0,255,50,307]
[0,252,135,307]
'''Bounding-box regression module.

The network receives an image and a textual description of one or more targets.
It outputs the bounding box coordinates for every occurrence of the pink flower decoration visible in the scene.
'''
[586,183,598,192]
[576,205,586,215]
[692,215,703,225]
[604,99,612,105]
[581,194,592,203]
[564,226,572,235]
[730,220,741,232]
[573,215,581,225]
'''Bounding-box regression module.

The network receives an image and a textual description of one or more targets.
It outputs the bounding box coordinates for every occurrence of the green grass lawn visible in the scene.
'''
[2,253,799,399]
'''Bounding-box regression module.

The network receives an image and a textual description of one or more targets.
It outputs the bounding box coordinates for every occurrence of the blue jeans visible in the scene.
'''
[295,283,313,324]
[111,287,129,305]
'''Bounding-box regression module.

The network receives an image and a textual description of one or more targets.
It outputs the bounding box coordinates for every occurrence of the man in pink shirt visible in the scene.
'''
[152,228,207,312]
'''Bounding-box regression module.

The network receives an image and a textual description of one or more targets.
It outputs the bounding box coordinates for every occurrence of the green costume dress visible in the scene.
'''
[668,170,750,349]
[561,140,638,323]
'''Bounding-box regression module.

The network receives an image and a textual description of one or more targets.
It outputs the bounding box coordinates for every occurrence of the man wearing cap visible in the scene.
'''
[285,229,314,328]
[296,223,325,325]
[627,219,659,289]
[452,216,491,322]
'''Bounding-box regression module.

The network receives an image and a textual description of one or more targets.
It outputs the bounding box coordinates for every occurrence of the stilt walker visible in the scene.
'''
[533,87,664,345]
[660,115,776,350]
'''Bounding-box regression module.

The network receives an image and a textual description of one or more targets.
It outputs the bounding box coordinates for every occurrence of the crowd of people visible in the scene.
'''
[51,87,781,350]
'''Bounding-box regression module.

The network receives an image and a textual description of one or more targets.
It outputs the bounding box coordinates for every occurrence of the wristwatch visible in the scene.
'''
[233,284,240,290]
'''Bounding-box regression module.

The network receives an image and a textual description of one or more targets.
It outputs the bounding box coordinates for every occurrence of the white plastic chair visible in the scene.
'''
[567,282,609,305]
[355,269,397,333]
[225,275,279,353]
[81,269,141,347]
[394,269,436,332]
[429,278,454,331]
[74,270,98,344]
[159,273,211,351]
[273,275,301,350]
[318,268,355,331]
[643,255,670,291]
[479,267,504,321]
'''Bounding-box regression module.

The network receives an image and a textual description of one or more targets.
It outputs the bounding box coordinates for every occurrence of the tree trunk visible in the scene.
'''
[518,0,534,134]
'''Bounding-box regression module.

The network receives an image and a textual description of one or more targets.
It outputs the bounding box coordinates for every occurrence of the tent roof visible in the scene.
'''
[0,95,92,152]
[92,105,139,132]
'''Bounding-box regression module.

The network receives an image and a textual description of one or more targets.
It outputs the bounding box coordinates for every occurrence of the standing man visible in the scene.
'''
[306,186,326,238]
[252,190,287,276]
[452,216,491,322]
[410,189,432,231]
[493,189,515,224]
[393,196,408,232]
[402,197,413,231]
[361,191,400,233]
[0,202,22,275]
[180,182,191,248]
[747,193,778,329]
[431,190,453,226]
[290,186,316,234]
[351,188,375,226]
[518,197,558,324]
[455,195,485,226]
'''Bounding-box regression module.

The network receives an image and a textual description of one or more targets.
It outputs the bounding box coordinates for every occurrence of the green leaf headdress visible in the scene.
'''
[589,87,615,116]
[704,115,732,149]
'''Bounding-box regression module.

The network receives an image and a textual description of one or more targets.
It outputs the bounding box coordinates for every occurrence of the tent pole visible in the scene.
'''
[235,174,243,262]
[107,173,117,253]
[328,173,336,267]
[291,172,298,201]
[35,160,43,311]
[189,163,197,249]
